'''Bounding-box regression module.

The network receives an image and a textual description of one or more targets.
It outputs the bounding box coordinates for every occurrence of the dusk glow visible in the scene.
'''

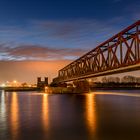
[0,1,140,140]
[0,0,139,83]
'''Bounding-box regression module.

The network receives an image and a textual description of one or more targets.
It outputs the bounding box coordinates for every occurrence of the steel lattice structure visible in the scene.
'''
[58,20,140,82]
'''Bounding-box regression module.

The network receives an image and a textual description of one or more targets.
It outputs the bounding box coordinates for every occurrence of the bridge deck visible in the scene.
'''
[57,20,140,82]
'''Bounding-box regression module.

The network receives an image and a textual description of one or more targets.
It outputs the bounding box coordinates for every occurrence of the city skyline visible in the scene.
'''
[0,0,140,83]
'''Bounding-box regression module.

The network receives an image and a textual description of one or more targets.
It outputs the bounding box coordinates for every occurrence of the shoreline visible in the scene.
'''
[0,87,41,92]
[1,86,140,93]
[90,87,140,90]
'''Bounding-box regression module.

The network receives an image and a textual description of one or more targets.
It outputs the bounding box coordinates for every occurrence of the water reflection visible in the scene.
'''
[0,90,6,123]
[10,92,19,140]
[94,91,140,97]
[0,90,7,139]
[42,94,49,132]
[1,91,140,140]
[85,93,96,136]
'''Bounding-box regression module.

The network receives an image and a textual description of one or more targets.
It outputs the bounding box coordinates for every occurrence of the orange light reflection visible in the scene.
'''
[11,92,19,139]
[85,93,96,136]
[42,94,49,131]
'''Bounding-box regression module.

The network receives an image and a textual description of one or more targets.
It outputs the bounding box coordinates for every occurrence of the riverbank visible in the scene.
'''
[44,86,140,94]
[3,86,140,93]
[90,86,140,91]
[1,87,40,92]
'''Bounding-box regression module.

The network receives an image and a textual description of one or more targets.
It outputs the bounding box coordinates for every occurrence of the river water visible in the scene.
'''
[0,90,140,140]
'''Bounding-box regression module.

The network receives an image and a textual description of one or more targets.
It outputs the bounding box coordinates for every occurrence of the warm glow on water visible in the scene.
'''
[94,91,140,97]
[85,94,96,136]
[1,90,140,140]
[1,91,6,122]
[0,90,7,139]
[42,94,49,131]
[10,92,19,140]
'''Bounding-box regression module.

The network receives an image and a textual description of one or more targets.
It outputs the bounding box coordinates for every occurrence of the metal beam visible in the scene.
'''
[58,20,140,82]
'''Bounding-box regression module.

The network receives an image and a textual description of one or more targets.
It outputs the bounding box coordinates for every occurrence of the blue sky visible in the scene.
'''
[0,0,137,20]
[0,0,140,83]
[0,0,139,61]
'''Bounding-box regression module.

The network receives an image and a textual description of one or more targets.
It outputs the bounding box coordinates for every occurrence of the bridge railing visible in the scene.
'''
[58,20,140,82]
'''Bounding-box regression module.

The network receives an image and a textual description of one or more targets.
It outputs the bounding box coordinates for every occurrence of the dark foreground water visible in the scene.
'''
[0,90,140,140]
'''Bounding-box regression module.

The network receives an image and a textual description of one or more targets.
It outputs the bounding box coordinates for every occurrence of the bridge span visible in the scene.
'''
[57,20,140,83]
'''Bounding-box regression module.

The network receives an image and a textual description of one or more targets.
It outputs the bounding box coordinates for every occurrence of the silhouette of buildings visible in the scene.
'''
[37,77,48,88]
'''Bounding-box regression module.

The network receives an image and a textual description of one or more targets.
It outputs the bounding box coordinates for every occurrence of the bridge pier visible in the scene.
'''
[73,79,90,93]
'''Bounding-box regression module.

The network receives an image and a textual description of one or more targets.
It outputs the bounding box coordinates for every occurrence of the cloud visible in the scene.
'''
[36,19,117,40]
[0,18,131,61]
[28,18,123,50]
[0,17,129,61]
[0,44,87,61]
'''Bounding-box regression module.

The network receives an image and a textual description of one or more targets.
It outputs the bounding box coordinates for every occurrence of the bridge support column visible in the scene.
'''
[73,79,90,93]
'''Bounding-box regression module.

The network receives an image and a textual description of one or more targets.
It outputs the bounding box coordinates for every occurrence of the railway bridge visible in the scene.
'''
[56,20,140,85]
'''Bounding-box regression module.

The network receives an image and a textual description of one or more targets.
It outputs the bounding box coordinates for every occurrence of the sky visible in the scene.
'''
[0,0,140,83]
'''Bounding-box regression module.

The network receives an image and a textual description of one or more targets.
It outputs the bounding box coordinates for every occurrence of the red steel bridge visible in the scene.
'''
[57,20,140,83]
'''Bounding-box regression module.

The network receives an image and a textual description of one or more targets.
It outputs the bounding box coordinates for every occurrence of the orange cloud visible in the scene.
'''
[0,44,87,61]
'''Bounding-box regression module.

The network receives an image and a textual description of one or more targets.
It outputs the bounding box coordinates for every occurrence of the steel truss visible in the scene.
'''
[58,20,140,82]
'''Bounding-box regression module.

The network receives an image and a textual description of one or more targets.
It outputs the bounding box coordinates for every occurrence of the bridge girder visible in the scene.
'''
[58,20,140,82]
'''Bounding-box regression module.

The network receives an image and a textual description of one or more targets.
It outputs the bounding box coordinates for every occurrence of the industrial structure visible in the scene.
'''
[56,20,140,83]
[37,77,48,88]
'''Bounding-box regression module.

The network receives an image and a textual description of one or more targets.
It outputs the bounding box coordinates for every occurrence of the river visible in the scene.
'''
[0,90,140,140]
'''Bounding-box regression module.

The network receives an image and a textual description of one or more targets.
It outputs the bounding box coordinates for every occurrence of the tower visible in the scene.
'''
[37,77,48,88]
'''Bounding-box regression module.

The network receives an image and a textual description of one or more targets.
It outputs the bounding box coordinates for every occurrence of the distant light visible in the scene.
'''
[1,83,6,87]
[45,86,52,94]
[45,86,49,89]
[13,80,17,83]
[88,79,92,82]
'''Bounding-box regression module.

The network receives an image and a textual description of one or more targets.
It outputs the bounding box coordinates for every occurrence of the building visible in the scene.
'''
[37,77,48,88]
